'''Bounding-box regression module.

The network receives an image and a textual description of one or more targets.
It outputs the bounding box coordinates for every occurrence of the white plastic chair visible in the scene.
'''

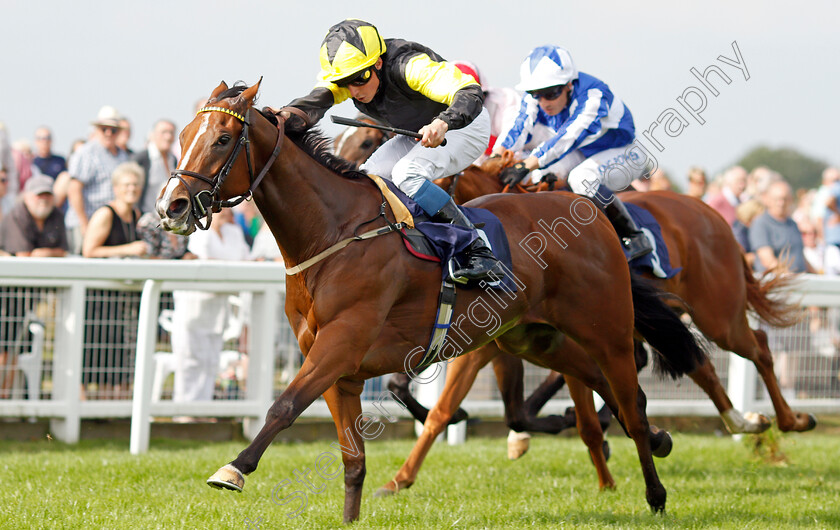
[16,320,46,401]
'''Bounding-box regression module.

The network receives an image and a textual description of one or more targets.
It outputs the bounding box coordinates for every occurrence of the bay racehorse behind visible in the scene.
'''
[332,115,391,169]
[156,81,706,523]
[375,157,809,496]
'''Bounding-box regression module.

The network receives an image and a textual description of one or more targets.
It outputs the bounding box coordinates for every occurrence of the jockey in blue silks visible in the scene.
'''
[494,45,653,260]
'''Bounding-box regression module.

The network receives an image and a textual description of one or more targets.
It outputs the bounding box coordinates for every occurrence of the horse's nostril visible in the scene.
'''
[167,198,189,219]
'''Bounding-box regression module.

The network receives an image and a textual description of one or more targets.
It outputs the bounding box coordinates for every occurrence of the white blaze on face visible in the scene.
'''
[334,130,349,157]
[178,113,210,170]
[159,113,211,210]
[159,178,183,211]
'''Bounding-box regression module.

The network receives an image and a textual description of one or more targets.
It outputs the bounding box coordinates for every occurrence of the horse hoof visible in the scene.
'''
[374,487,396,498]
[742,411,772,433]
[805,413,817,431]
[652,431,673,458]
[781,413,819,432]
[207,464,244,492]
[507,431,531,460]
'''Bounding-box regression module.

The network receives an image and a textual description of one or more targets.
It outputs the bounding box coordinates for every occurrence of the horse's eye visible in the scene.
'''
[217,135,232,146]
[360,140,374,150]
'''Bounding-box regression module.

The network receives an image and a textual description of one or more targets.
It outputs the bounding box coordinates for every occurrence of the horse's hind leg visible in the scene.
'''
[577,332,666,512]
[534,340,647,435]
[522,369,568,420]
[492,354,579,459]
[694,309,815,432]
[566,375,615,490]
[386,373,468,425]
[492,352,532,460]
[748,326,816,431]
[493,354,575,434]
[688,356,771,434]
[376,345,497,496]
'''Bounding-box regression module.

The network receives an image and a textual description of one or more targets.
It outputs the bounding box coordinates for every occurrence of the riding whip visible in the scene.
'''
[331,115,447,146]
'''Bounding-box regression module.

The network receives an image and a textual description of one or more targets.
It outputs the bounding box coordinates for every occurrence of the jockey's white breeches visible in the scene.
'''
[361,108,490,197]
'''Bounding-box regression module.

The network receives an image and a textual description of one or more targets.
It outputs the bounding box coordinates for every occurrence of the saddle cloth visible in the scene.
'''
[624,203,681,279]
[379,178,518,292]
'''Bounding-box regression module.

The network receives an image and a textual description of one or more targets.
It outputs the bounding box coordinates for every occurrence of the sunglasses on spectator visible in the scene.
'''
[99,126,120,135]
[528,85,567,101]
[335,67,374,88]
[0,178,7,184]
[35,135,51,141]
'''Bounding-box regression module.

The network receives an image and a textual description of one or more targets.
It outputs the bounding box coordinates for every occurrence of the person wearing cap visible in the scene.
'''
[64,106,129,254]
[0,174,67,257]
[494,45,652,260]
[278,18,500,282]
[0,173,67,398]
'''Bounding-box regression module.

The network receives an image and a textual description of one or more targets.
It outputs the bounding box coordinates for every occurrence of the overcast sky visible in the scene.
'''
[2,0,837,187]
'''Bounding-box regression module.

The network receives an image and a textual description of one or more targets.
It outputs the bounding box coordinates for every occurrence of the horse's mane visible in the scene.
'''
[212,83,362,180]
[284,128,362,179]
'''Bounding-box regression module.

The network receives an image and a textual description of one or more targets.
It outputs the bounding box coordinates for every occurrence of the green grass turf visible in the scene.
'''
[2,432,839,529]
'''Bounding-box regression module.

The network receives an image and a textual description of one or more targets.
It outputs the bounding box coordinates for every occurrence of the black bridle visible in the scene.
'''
[169,106,283,230]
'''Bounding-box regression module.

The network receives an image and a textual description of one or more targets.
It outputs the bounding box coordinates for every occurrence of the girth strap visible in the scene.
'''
[285,222,405,275]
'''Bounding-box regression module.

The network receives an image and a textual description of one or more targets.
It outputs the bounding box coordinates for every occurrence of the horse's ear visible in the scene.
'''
[241,77,263,104]
[209,81,229,101]
[501,149,515,168]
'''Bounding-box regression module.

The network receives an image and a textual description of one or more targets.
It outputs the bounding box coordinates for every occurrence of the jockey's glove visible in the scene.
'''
[499,162,530,186]
[540,173,558,189]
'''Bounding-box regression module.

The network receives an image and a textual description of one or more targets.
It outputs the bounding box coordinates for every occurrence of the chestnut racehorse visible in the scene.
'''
[374,156,809,497]
[156,81,707,523]
[332,115,391,168]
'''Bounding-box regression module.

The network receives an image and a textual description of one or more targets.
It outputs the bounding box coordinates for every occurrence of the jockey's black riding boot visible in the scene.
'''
[604,197,653,261]
[433,200,502,282]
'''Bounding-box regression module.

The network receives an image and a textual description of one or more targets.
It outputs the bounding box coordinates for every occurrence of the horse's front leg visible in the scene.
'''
[322,380,366,523]
[207,323,368,493]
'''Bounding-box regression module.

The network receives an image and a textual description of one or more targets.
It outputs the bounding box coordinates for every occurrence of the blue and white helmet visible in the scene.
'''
[515,45,578,92]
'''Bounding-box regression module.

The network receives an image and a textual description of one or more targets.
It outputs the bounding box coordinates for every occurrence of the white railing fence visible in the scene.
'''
[1,258,282,454]
[2,259,839,454]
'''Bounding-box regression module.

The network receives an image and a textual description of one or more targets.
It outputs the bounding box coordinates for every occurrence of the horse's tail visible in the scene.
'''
[630,272,707,379]
[742,257,803,328]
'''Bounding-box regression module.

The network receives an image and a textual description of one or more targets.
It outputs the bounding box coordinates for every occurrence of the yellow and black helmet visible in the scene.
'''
[319,19,387,83]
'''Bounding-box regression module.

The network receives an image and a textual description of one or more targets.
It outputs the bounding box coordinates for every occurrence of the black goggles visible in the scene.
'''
[335,67,374,88]
[528,85,566,101]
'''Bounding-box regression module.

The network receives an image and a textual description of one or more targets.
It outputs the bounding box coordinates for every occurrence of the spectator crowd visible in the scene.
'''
[0,106,283,406]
